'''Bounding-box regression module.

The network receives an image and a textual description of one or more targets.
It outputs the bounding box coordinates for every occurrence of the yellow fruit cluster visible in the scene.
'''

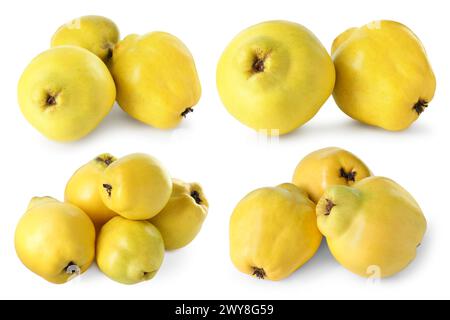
[18,15,201,142]
[18,17,436,142]
[15,153,208,285]
[217,20,436,134]
[230,147,427,280]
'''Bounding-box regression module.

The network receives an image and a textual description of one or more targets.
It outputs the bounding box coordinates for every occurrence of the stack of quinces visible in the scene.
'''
[18,16,201,142]
[217,20,436,134]
[230,147,427,280]
[15,153,208,285]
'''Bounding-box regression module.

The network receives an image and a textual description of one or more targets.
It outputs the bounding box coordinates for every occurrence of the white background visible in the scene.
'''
[0,0,448,300]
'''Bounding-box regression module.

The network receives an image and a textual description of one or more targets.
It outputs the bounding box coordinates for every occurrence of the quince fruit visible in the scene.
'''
[96,217,165,285]
[65,154,118,229]
[293,147,372,203]
[332,20,436,131]
[109,32,201,129]
[150,179,208,250]
[15,197,95,284]
[230,183,322,281]
[317,177,427,278]
[18,46,116,142]
[51,15,119,63]
[217,20,335,135]
[100,153,172,220]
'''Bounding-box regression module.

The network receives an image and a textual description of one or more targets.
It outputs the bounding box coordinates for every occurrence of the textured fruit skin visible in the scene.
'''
[150,179,208,250]
[230,184,322,281]
[217,20,335,135]
[51,15,119,63]
[292,147,372,203]
[15,197,95,284]
[109,32,201,129]
[17,46,116,142]
[332,20,436,131]
[317,177,427,278]
[96,217,165,285]
[100,153,172,220]
[65,154,118,229]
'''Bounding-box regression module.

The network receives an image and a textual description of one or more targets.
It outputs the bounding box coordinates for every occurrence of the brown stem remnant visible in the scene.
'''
[181,108,194,118]
[96,155,115,166]
[106,47,114,61]
[46,93,57,107]
[103,184,113,197]
[252,267,266,280]
[340,168,357,182]
[325,199,336,216]
[251,50,272,74]
[190,190,202,205]
[413,99,428,115]
[252,58,265,73]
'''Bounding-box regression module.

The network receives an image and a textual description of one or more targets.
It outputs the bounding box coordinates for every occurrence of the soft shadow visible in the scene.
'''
[159,248,193,275]
[89,104,165,136]
[281,119,433,142]
[283,240,339,283]
[66,104,188,146]
[285,228,431,285]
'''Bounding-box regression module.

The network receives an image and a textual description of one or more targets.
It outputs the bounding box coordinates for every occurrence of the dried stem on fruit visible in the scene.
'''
[181,108,194,118]
[413,99,428,115]
[103,184,113,197]
[190,190,202,205]
[339,168,357,182]
[252,267,266,280]
[325,199,336,216]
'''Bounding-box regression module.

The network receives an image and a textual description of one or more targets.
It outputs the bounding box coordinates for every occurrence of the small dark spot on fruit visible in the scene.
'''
[46,94,57,106]
[103,184,113,197]
[340,168,357,182]
[97,155,115,166]
[413,99,428,115]
[252,58,265,73]
[325,199,336,216]
[252,267,266,280]
[106,47,113,60]
[190,190,202,205]
[181,108,194,118]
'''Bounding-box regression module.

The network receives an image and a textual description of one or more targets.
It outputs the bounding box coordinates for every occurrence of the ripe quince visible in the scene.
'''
[109,32,201,129]
[100,153,172,220]
[293,147,372,203]
[65,154,118,229]
[18,46,116,142]
[15,197,95,284]
[150,179,208,250]
[332,20,436,131]
[230,183,322,281]
[96,217,165,285]
[51,15,119,63]
[217,20,335,135]
[317,177,427,278]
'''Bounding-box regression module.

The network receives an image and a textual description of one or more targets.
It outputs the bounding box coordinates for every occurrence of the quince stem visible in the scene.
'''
[252,267,266,280]
[190,191,202,205]
[339,168,357,182]
[181,108,194,118]
[413,99,428,115]
[325,199,336,216]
